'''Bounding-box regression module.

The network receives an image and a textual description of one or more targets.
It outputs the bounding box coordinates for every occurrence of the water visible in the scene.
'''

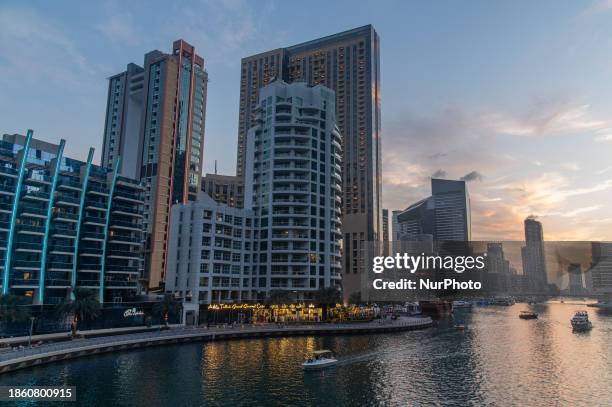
[2,302,611,406]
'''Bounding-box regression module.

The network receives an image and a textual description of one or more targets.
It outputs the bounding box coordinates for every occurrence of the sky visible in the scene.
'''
[1,0,612,241]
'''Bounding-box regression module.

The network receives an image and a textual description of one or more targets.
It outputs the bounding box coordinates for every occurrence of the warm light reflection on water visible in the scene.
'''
[2,302,611,406]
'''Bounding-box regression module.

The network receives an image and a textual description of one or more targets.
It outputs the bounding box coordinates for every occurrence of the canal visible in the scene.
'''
[2,302,610,406]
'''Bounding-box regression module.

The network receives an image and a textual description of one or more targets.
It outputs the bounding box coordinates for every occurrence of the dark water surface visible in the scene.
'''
[2,302,611,406]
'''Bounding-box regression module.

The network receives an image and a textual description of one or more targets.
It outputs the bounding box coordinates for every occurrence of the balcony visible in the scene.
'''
[114,191,144,204]
[18,224,45,235]
[15,242,42,252]
[20,204,48,218]
[81,231,105,241]
[57,177,83,191]
[24,173,52,185]
[87,185,109,196]
[0,166,18,178]
[22,190,50,202]
[11,278,38,287]
[55,195,81,206]
[13,259,41,270]
[110,220,142,231]
[52,225,76,236]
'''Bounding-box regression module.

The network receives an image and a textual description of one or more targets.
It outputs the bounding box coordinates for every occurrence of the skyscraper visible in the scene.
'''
[521,216,548,293]
[101,40,208,290]
[244,80,343,300]
[567,263,584,295]
[393,178,471,242]
[237,25,382,298]
[589,242,612,295]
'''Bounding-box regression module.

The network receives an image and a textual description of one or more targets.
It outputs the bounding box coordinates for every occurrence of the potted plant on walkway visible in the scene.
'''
[57,288,100,338]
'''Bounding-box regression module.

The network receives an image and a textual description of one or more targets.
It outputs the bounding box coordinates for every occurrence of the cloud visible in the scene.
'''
[165,0,282,67]
[0,6,98,88]
[480,99,609,137]
[595,133,612,143]
[584,0,612,14]
[95,12,142,46]
[432,169,447,178]
[382,96,612,240]
[460,171,484,182]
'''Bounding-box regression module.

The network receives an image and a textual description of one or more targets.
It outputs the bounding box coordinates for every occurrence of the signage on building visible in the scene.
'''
[123,308,145,318]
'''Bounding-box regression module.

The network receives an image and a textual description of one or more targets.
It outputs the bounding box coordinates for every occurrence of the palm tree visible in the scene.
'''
[265,290,291,305]
[0,294,31,328]
[153,294,180,327]
[57,288,100,336]
[348,291,362,306]
[314,287,342,321]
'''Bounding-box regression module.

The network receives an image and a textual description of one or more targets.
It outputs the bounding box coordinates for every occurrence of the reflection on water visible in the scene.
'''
[2,302,611,407]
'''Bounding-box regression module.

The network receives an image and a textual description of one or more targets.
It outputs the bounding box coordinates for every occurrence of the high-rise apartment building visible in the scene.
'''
[201,173,244,208]
[101,40,208,290]
[589,242,612,295]
[0,132,144,304]
[567,263,584,295]
[166,193,254,317]
[166,81,343,304]
[245,80,342,300]
[521,216,548,293]
[237,25,382,298]
[382,208,391,256]
[393,179,471,242]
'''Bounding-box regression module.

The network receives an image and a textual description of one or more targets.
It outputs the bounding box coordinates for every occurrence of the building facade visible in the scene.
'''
[589,242,612,295]
[567,263,584,295]
[0,132,144,304]
[237,25,382,298]
[165,193,254,318]
[101,39,208,291]
[244,81,342,300]
[521,217,548,293]
[393,179,471,242]
[201,173,244,208]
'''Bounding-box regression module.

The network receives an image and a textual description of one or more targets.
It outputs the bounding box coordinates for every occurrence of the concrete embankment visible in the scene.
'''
[0,318,432,374]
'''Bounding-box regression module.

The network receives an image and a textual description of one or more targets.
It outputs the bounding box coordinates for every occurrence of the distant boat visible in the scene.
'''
[519,311,538,320]
[571,311,593,332]
[492,297,515,306]
[303,350,338,370]
[587,301,612,310]
[452,300,473,310]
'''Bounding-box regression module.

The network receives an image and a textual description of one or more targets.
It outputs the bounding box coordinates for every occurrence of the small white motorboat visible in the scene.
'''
[302,350,338,370]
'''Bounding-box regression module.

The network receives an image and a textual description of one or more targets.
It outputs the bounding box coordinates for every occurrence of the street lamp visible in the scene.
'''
[28,316,36,347]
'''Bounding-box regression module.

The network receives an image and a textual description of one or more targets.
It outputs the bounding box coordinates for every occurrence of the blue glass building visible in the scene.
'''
[0,131,145,304]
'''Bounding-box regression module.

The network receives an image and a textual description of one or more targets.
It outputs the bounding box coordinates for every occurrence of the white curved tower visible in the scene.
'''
[245,80,342,301]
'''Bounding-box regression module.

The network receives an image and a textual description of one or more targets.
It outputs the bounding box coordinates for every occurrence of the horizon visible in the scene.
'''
[1,0,611,241]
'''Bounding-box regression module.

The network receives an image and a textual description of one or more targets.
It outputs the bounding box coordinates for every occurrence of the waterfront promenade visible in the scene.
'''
[0,317,432,374]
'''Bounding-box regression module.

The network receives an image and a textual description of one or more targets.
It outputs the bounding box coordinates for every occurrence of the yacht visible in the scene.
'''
[571,311,593,331]
[303,350,338,370]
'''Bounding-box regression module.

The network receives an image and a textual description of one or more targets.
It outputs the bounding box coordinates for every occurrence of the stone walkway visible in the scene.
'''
[0,317,433,374]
